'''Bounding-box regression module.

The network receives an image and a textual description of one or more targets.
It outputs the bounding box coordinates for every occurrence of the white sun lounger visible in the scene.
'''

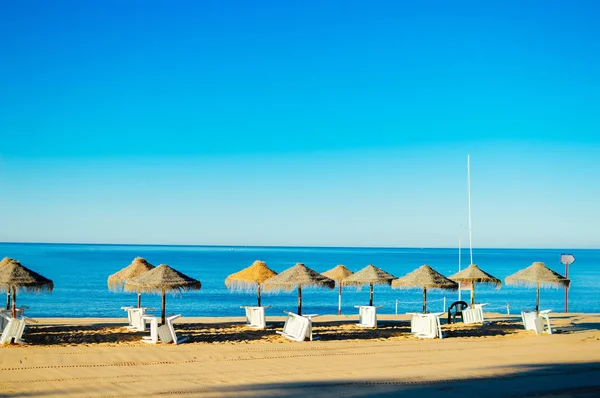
[522,309,552,335]
[408,312,444,339]
[241,305,271,329]
[0,315,28,345]
[157,314,188,344]
[276,311,319,342]
[463,303,488,325]
[354,305,382,328]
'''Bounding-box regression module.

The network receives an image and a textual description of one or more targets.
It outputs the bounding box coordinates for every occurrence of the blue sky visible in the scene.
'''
[1,1,599,248]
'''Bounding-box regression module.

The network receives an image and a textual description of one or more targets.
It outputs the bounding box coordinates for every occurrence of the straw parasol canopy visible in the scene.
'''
[225,260,278,306]
[322,265,353,315]
[124,264,201,324]
[0,259,54,318]
[0,257,16,310]
[392,265,458,313]
[505,261,569,314]
[108,257,155,307]
[449,264,501,307]
[263,263,334,315]
[343,264,395,307]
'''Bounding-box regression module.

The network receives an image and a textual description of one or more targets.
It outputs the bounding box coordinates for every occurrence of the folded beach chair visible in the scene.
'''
[157,314,188,344]
[354,305,382,328]
[522,309,552,335]
[0,315,28,345]
[408,312,444,339]
[276,311,318,342]
[241,305,270,329]
[462,303,488,325]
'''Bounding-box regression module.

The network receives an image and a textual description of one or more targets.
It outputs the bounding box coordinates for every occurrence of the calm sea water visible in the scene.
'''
[0,243,598,317]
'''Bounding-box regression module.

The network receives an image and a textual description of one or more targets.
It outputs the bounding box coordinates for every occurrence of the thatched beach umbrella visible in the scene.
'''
[392,265,458,313]
[124,264,201,324]
[322,265,353,315]
[449,264,501,307]
[505,261,569,315]
[0,259,54,318]
[225,260,277,306]
[107,257,155,307]
[0,257,16,310]
[263,263,334,315]
[342,264,395,307]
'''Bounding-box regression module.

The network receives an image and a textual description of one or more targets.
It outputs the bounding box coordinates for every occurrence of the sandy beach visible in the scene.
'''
[1,313,599,397]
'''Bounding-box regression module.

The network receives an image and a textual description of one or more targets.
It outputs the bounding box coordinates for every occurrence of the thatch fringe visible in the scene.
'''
[225,260,277,292]
[107,257,155,291]
[392,264,458,291]
[342,264,396,287]
[505,262,569,288]
[449,264,502,289]
[123,264,201,294]
[0,259,54,293]
[262,263,334,293]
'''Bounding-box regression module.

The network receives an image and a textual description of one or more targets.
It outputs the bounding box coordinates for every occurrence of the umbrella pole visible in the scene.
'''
[338,283,342,315]
[12,286,17,318]
[369,283,373,306]
[298,285,302,315]
[471,282,475,307]
[137,292,141,308]
[423,287,427,314]
[258,284,261,307]
[5,290,9,310]
[536,283,540,315]
[161,288,166,325]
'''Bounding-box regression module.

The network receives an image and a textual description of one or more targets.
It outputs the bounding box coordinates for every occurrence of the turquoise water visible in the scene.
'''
[0,243,597,317]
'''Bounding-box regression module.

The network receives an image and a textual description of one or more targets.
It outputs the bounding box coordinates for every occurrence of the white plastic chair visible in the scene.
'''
[157,314,188,344]
[241,305,270,329]
[276,311,318,342]
[141,315,159,344]
[122,307,155,331]
[354,305,382,328]
[463,303,488,325]
[408,312,444,339]
[522,309,552,335]
[0,315,28,345]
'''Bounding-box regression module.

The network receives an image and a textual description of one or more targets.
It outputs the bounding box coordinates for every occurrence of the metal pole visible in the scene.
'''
[395,299,398,315]
[369,283,374,306]
[443,297,446,312]
[423,287,427,314]
[458,235,462,302]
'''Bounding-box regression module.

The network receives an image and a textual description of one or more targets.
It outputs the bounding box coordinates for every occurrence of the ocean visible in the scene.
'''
[0,243,598,318]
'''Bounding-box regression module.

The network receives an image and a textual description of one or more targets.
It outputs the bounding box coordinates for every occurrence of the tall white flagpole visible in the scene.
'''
[467,155,473,265]
[458,234,462,301]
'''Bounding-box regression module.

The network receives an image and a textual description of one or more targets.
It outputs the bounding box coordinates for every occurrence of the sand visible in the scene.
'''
[1,313,599,397]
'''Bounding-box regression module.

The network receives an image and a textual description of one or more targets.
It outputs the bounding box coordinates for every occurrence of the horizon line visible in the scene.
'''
[0,241,594,251]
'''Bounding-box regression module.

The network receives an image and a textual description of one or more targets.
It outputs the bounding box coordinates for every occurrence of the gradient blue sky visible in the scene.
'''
[1,1,599,248]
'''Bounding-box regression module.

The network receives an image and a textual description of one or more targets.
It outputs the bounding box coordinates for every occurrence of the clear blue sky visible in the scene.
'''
[1,1,599,248]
